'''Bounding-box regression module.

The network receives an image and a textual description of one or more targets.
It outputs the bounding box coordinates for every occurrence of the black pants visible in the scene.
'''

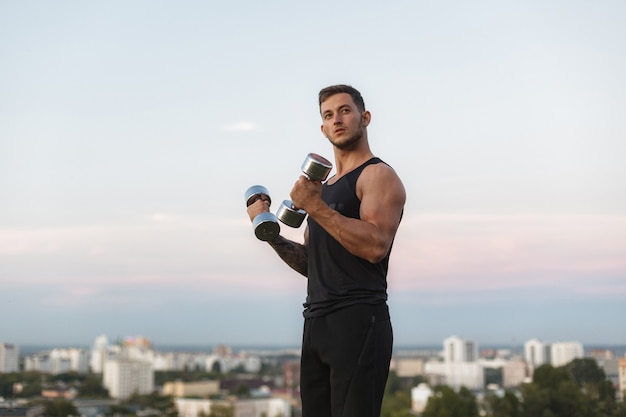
[300,303,393,417]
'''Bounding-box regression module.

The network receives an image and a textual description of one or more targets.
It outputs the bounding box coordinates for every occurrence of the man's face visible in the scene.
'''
[320,93,369,150]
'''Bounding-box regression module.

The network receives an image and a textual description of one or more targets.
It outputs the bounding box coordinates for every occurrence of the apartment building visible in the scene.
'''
[0,343,19,373]
[103,359,154,399]
[424,336,484,390]
[524,338,551,368]
[444,335,478,363]
[551,341,584,367]
[24,348,89,374]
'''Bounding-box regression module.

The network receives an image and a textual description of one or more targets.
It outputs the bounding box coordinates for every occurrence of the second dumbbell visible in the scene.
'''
[245,185,280,241]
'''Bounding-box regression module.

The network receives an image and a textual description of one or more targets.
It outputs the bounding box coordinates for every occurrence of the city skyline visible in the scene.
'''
[1,1,625,347]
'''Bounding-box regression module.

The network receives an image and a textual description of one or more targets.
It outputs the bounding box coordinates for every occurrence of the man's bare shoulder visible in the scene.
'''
[358,160,406,201]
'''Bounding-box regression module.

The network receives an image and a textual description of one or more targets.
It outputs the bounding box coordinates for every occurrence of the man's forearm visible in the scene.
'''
[267,235,308,277]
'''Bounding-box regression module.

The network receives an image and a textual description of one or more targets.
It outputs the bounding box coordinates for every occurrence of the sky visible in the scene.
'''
[1,0,625,350]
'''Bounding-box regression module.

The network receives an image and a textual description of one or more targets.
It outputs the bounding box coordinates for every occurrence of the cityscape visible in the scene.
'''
[1,335,625,417]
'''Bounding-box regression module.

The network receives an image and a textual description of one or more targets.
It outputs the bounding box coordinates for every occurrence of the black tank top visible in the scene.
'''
[303,157,391,318]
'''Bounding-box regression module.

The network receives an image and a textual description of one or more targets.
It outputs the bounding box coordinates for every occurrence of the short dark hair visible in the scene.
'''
[318,84,366,113]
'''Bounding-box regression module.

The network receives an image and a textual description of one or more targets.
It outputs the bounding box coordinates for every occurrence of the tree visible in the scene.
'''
[422,385,479,417]
[43,398,79,417]
[565,358,608,399]
[380,370,417,417]
[78,375,109,398]
[520,364,592,417]
[231,383,250,398]
[208,404,234,417]
[483,390,520,417]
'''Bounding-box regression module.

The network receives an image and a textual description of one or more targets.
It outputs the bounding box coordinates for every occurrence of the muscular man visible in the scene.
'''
[247,84,406,417]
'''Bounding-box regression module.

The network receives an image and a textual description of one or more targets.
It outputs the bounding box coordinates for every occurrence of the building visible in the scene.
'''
[162,380,220,398]
[103,359,154,399]
[411,383,433,414]
[502,356,529,387]
[444,336,478,363]
[524,339,551,368]
[390,357,425,378]
[175,397,291,417]
[618,357,626,403]
[424,336,484,390]
[550,341,584,367]
[24,348,89,374]
[90,335,111,373]
[0,344,19,373]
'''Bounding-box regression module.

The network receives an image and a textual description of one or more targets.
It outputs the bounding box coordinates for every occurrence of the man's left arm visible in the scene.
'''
[294,164,406,264]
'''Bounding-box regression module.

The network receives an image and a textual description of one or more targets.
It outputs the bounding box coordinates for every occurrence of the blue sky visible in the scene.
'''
[1,0,625,349]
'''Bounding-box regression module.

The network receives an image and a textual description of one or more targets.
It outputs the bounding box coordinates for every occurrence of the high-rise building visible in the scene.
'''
[444,336,478,363]
[524,338,551,367]
[0,343,19,373]
[103,359,154,399]
[424,336,484,390]
[550,341,584,367]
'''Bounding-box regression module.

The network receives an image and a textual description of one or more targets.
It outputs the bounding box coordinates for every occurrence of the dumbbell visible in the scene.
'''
[245,185,280,241]
[276,153,333,228]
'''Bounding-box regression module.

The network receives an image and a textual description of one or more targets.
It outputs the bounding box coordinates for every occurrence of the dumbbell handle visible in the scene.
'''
[245,185,280,241]
[276,153,333,228]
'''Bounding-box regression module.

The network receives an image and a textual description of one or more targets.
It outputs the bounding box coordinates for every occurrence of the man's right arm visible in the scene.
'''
[247,199,309,277]
[267,233,308,277]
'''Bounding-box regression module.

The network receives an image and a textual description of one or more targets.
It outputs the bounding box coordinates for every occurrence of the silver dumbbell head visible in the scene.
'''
[252,212,281,241]
[245,185,271,207]
[301,153,333,182]
[276,200,306,228]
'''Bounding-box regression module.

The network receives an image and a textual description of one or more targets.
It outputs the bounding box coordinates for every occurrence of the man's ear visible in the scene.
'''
[362,110,371,127]
[320,124,328,137]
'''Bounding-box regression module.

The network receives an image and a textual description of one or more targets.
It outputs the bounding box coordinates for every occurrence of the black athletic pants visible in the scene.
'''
[300,303,393,417]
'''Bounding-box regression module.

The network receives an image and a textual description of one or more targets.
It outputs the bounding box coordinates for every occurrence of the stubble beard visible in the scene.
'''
[328,120,364,151]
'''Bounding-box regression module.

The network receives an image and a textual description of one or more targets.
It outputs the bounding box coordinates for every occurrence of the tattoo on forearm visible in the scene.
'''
[267,236,308,277]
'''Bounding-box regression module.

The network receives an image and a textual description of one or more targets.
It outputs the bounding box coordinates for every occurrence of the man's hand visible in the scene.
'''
[246,196,271,223]
[290,176,324,215]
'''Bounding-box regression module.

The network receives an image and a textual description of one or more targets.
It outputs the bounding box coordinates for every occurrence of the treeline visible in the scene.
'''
[381,358,626,417]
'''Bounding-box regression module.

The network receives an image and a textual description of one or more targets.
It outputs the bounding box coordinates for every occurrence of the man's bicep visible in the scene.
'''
[359,168,405,235]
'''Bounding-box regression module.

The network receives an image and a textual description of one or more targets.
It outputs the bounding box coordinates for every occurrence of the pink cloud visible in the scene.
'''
[389,213,626,294]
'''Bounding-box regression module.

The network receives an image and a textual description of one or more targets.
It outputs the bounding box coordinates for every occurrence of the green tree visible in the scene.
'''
[43,398,79,417]
[422,385,479,417]
[78,375,109,398]
[483,390,520,417]
[520,364,592,417]
[380,371,420,417]
[565,359,608,399]
[208,404,234,417]
[380,390,412,417]
[125,392,175,413]
[231,383,250,398]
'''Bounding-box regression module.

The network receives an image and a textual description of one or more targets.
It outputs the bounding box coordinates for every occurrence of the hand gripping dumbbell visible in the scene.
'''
[245,185,280,241]
[276,153,333,228]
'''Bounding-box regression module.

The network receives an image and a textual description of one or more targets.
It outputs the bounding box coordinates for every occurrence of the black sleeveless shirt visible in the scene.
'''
[303,157,392,318]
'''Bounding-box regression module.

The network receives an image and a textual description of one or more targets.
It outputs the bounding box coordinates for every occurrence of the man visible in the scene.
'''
[247,84,406,417]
